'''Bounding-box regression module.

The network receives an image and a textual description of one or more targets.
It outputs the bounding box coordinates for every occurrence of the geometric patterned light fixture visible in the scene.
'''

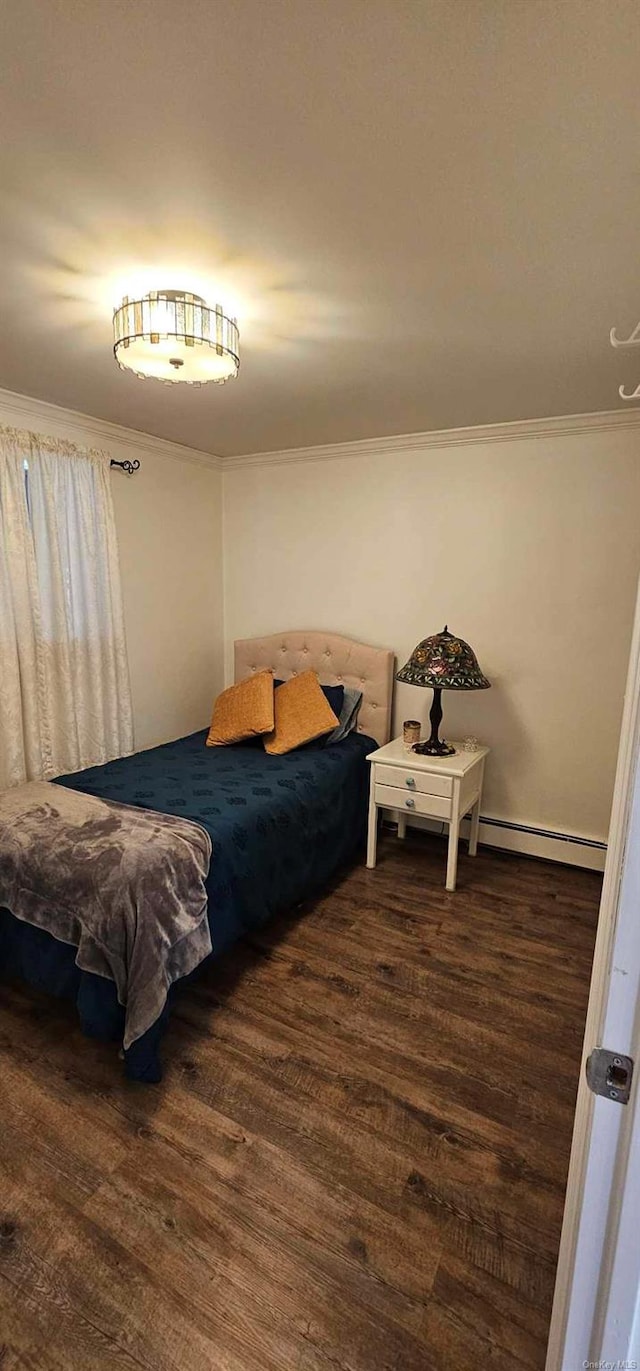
[113,288,240,385]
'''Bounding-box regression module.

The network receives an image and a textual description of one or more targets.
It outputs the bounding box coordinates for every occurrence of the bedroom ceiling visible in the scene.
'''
[0,0,639,459]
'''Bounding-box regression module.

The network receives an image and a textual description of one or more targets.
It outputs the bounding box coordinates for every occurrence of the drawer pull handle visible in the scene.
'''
[405,777,416,788]
[405,797,415,808]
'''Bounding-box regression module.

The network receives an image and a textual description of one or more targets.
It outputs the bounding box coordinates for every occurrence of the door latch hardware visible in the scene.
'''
[586,1047,634,1105]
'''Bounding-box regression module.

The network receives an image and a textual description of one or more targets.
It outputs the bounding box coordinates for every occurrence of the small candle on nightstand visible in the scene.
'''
[403,720,421,747]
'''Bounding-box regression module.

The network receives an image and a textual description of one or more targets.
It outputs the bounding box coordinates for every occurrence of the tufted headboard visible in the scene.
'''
[234,630,395,748]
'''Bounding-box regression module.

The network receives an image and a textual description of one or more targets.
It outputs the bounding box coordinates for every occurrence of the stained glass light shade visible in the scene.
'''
[113,290,240,385]
[396,627,490,691]
[396,627,490,756]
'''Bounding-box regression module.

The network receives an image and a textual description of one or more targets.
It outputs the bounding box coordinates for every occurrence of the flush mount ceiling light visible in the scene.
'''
[113,289,239,385]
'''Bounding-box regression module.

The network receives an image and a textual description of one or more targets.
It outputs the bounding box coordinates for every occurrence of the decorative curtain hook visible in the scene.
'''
[110,459,141,475]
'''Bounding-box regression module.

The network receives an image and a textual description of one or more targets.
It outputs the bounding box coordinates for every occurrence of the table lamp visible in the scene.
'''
[396,626,490,756]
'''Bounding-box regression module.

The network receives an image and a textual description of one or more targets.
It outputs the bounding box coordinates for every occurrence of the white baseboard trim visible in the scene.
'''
[383,810,606,872]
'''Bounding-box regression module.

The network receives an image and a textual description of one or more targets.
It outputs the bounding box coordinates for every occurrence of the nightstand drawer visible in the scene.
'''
[375,764,453,798]
[375,783,451,820]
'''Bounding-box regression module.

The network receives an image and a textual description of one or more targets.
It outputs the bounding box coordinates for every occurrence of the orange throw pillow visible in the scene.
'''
[206,670,274,747]
[264,670,339,755]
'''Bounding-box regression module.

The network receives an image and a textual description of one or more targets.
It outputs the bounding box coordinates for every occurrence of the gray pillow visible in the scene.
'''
[325,686,363,745]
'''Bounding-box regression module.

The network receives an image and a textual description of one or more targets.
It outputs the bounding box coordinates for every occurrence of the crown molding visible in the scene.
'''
[222,406,640,470]
[0,385,223,471]
[1,385,638,473]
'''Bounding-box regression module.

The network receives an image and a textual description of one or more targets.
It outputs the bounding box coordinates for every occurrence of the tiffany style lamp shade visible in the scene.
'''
[396,626,490,756]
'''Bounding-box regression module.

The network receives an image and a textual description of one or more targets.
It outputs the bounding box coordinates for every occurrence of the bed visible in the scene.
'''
[0,632,394,1082]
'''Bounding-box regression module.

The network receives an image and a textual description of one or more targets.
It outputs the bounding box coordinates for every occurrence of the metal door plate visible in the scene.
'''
[586,1047,634,1105]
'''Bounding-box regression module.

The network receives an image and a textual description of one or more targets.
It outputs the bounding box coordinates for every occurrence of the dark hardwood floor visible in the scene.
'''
[0,831,600,1371]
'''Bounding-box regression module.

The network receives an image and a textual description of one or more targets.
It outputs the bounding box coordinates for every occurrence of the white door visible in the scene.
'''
[547,575,640,1368]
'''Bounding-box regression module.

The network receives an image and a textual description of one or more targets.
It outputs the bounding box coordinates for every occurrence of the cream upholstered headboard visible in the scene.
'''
[234,631,395,748]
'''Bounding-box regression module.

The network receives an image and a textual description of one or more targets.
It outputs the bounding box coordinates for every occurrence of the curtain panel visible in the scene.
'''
[0,426,133,789]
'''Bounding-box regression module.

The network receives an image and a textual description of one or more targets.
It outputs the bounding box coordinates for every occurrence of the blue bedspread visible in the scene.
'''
[0,729,373,1080]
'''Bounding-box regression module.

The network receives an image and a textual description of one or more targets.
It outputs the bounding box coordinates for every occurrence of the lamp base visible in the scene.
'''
[411,686,456,757]
[412,739,456,757]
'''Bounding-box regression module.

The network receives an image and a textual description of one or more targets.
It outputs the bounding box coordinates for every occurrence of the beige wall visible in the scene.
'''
[4,384,639,845]
[0,391,224,751]
[223,428,640,842]
[110,452,223,749]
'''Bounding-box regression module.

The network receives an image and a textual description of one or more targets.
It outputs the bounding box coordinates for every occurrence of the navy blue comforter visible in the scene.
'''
[0,730,373,1080]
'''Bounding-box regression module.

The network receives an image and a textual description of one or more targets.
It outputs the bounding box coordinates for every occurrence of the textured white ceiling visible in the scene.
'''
[0,0,639,457]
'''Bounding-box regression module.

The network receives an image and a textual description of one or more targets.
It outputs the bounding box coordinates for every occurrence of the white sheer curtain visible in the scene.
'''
[0,427,133,789]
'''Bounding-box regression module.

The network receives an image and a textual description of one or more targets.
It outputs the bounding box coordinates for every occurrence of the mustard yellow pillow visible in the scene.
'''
[264,670,339,755]
[206,670,274,747]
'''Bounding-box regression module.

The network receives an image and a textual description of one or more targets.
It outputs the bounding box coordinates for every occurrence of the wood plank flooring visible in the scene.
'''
[0,831,601,1370]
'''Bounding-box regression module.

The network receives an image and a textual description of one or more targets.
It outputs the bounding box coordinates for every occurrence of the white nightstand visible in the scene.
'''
[366,737,489,891]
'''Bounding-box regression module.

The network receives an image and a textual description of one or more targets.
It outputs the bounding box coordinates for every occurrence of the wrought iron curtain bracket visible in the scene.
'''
[110,459,140,475]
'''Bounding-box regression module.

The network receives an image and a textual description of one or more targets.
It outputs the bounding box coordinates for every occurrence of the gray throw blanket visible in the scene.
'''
[0,781,213,1048]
